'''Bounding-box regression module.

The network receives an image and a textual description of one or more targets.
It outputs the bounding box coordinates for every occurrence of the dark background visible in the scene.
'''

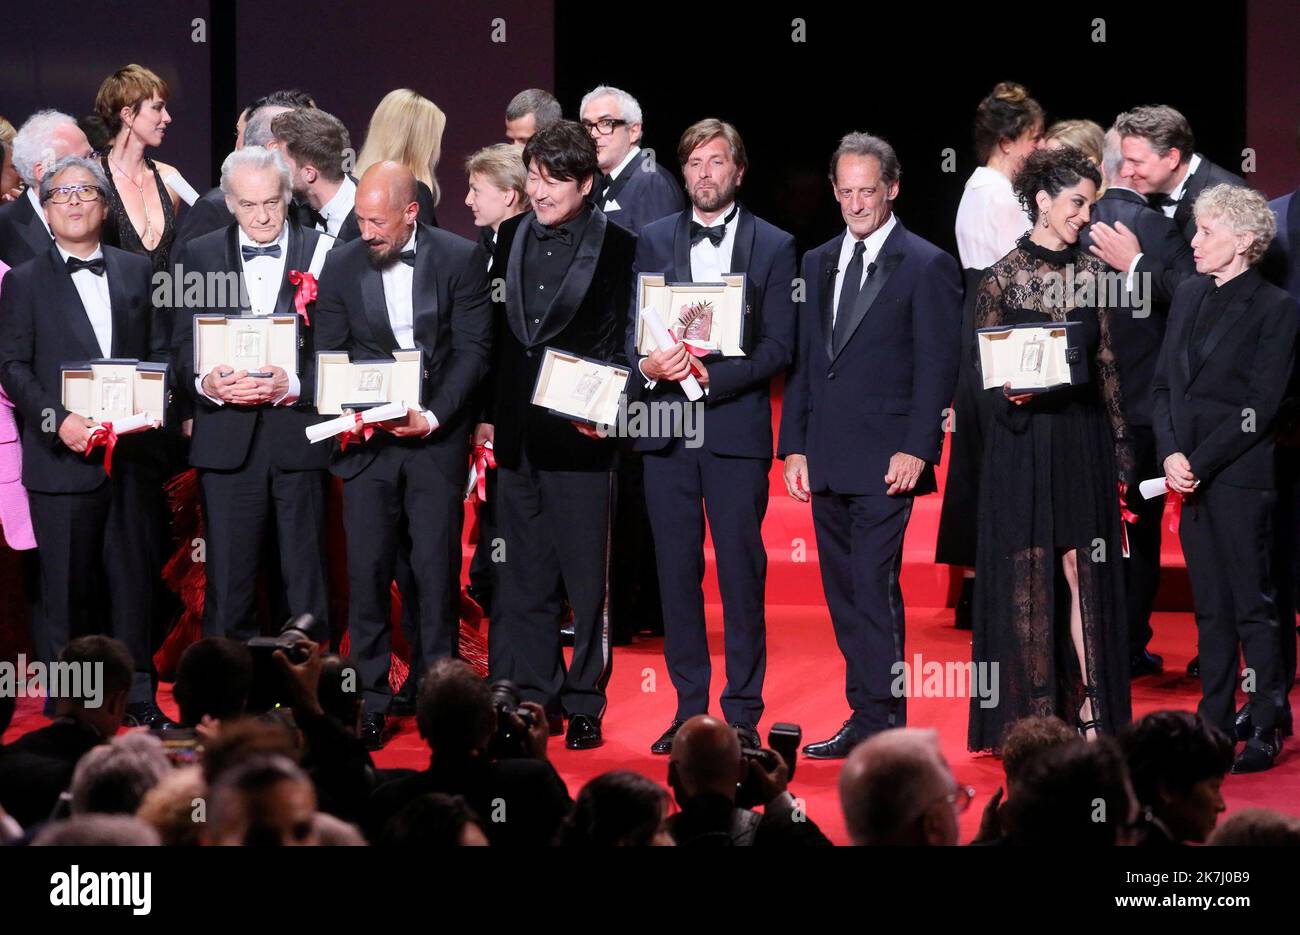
[0,1,1294,251]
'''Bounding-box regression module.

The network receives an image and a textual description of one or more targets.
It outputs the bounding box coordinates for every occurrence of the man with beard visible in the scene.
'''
[313,162,492,749]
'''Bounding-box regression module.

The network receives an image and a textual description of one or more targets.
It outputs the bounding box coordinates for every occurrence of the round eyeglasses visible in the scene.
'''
[43,184,103,205]
[580,118,629,136]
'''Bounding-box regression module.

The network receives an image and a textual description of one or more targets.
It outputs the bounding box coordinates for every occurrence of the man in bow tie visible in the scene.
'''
[0,155,172,726]
[479,120,637,750]
[169,145,335,645]
[629,119,797,755]
[314,161,492,749]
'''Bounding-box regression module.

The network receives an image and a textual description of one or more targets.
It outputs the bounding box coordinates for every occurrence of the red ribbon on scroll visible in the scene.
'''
[470,442,496,503]
[339,411,373,451]
[84,423,119,477]
[288,270,317,327]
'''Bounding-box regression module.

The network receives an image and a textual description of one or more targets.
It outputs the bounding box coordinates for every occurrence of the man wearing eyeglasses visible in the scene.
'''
[0,155,171,727]
[580,86,683,236]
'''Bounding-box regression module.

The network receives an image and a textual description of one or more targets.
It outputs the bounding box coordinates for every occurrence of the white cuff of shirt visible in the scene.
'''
[420,409,439,437]
[1126,253,1144,294]
[638,358,658,389]
[197,374,223,406]
[275,373,301,407]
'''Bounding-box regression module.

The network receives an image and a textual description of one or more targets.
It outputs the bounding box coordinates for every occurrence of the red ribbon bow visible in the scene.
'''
[1167,490,1185,535]
[339,411,373,451]
[288,270,317,327]
[84,423,118,476]
[470,443,497,503]
[1118,482,1139,557]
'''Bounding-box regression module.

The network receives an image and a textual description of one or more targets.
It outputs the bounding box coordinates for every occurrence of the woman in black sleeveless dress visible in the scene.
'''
[968,148,1134,752]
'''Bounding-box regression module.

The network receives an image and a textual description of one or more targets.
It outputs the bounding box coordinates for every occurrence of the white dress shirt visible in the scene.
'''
[57,243,112,357]
[28,186,53,237]
[381,228,437,434]
[1125,154,1202,285]
[954,166,1030,269]
[601,146,640,210]
[318,176,357,238]
[199,224,300,406]
[689,201,738,282]
[832,213,898,325]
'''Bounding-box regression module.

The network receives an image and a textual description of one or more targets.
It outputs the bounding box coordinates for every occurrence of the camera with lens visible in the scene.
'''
[246,614,328,712]
[486,679,537,759]
[736,722,802,809]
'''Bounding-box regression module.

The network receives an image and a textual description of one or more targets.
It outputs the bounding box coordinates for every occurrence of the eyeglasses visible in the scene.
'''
[42,184,103,205]
[581,118,629,136]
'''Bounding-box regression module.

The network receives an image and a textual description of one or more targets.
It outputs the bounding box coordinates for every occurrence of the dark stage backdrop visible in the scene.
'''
[233,0,554,239]
[556,4,1266,257]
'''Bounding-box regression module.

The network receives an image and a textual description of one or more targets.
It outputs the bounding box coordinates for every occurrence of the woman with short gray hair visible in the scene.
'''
[1151,182,1299,773]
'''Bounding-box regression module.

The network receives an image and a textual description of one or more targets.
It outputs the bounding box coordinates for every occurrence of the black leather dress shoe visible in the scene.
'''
[650,720,685,755]
[360,713,388,751]
[731,722,761,751]
[1234,703,1293,741]
[123,701,176,731]
[802,721,869,760]
[1129,649,1164,678]
[1186,655,1199,678]
[565,714,603,750]
[1232,727,1281,774]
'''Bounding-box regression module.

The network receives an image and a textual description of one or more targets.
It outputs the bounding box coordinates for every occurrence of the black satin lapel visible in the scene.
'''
[830,227,907,361]
[532,209,605,347]
[360,263,398,352]
[104,250,132,357]
[1180,280,1206,386]
[601,151,642,206]
[22,215,52,256]
[221,224,252,314]
[272,223,308,314]
[672,211,692,282]
[505,214,529,343]
[1190,276,1263,383]
[729,208,754,275]
[412,224,440,350]
[819,248,837,360]
[47,250,104,360]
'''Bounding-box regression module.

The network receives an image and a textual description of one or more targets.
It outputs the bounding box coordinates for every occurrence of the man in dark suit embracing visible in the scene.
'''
[630,118,797,754]
[314,161,492,749]
[481,120,636,750]
[170,145,335,642]
[778,132,962,758]
[0,155,172,726]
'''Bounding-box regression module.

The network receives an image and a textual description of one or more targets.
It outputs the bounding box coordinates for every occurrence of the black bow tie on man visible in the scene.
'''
[1146,192,1177,211]
[533,223,573,245]
[65,256,106,276]
[241,243,282,261]
[689,205,739,247]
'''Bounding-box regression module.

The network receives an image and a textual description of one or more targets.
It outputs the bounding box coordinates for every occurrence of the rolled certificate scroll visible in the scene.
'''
[161,172,200,207]
[639,306,703,401]
[1138,475,1198,500]
[90,412,156,436]
[305,400,408,443]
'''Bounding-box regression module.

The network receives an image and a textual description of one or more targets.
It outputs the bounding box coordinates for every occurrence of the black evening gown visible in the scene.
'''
[967,236,1134,752]
[99,154,176,276]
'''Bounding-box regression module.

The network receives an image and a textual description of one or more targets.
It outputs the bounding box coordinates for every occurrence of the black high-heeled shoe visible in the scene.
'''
[1077,689,1101,741]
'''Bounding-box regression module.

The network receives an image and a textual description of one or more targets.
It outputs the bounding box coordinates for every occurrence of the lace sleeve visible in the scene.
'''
[974,266,1004,329]
[1094,292,1135,482]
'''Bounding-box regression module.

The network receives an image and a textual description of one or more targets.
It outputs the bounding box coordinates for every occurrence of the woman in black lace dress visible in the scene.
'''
[93,64,179,275]
[968,148,1134,752]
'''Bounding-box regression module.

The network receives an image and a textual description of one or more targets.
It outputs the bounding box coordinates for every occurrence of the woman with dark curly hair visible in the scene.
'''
[968,146,1134,752]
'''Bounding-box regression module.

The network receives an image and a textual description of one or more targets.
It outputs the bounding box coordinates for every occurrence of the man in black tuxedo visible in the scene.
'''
[270,108,358,241]
[581,85,684,235]
[481,120,636,750]
[1152,184,1299,773]
[778,133,962,758]
[631,119,796,754]
[0,111,91,267]
[314,161,491,750]
[170,146,335,640]
[0,156,171,726]
[1080,128,1196,678]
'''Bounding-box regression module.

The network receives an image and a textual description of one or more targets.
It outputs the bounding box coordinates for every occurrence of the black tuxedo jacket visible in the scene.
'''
[1264,189,1300,303]
[1079,187,1195,426]
[313,221,492,483]
[626,206,797,458]
[597,150,685,235]
[1152,270,1299,489]
[0,243,167,492]
[778,220,963,496]
[173,186,236,253]
[1172,156,1246,243]
[0,191,53,267]
[486,209,636,472]
[170,221,333,471]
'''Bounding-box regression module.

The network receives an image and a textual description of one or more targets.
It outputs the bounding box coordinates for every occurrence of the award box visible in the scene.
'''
[976,321,1088,394]
[193,314,300,377]
[60,359,169,426]
[634,273,749,357]
[530,347,629,427]
[314,349,425,415]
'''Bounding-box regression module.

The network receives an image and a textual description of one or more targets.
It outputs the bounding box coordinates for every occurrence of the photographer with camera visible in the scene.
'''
[364,659,572,845]
[666,715,830,847]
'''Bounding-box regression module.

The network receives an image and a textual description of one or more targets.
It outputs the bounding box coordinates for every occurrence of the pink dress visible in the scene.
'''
[0,259,36,549]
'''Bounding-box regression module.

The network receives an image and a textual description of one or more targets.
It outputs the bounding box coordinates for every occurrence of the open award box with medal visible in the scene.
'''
[306,349,424,442]
[530,347,630,427]
[60,358,169,434]
[633,273,749,358]
[976,320,1087,394]
[193,313,300,380]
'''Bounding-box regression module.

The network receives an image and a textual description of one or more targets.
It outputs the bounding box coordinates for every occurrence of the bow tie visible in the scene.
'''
[66,256,105,276]
[533,224,573,245]
[241,243,282,261]
[1146,192,1178,210]
[399,250,416,267]
[689,205,739,247]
